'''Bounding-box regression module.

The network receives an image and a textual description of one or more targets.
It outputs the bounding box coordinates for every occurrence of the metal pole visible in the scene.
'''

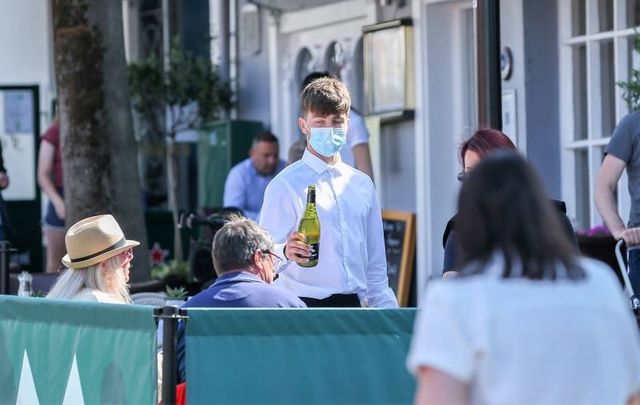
[0,240,12,295]
[219,0,231,119]
[475,0,502,129]
[154,306,188,405]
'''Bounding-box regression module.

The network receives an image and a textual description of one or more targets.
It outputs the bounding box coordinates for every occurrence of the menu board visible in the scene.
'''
[382,210,415,307]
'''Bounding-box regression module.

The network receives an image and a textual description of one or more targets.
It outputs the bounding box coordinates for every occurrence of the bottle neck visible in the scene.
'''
[307,188,316,204]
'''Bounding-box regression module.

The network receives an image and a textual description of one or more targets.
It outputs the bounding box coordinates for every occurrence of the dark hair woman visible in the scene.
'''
[442,128,576,276]
[408,152,640,404]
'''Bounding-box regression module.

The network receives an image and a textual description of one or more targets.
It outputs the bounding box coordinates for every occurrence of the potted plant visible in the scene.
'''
[129,38,232,261]
[164,286,188,306]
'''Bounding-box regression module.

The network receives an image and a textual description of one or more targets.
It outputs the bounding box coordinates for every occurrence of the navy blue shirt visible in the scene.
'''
[184,271,306,308]
[176,271,306,381]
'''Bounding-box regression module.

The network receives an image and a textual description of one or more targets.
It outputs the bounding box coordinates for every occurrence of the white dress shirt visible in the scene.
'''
[259,149,397,308]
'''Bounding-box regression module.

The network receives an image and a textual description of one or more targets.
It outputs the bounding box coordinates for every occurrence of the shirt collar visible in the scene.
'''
[214,270,263,285]
[301,149,341,174]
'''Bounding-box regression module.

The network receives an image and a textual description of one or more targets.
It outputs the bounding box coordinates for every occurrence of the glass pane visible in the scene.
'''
[624,36,640,111]
[597,0,614,31]
[599,40,616,137]
[295,48,314,90]
[350,38,365,113]
[325,41,345,79]
[572,0,586,36]
[573,45,588,140]
[575,149,590,231]
[628,0,640,28]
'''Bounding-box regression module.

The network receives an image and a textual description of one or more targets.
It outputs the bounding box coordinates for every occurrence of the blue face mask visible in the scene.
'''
[307,126,347,158]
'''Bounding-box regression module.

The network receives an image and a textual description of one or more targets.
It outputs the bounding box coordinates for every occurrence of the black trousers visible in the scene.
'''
[300,293,361,308]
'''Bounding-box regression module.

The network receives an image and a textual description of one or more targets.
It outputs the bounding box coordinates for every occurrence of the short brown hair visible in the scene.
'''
[300,77,351,117]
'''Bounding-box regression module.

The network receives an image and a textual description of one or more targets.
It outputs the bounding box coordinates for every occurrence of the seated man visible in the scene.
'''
[223,132,286,220]
[176,217,305,382]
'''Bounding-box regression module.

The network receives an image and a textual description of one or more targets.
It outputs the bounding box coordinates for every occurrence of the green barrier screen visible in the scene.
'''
[0,296,157,404]
[186,309,417,404]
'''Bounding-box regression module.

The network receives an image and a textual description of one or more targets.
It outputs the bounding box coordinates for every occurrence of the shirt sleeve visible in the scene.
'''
[363,187,398,308]
[606,113,638,163]
[406,282,474,382]
[223,165,251,216]
[259,177,298,268]
[443,230,458,274]
[347,111,370,147]
[41,122,59,146]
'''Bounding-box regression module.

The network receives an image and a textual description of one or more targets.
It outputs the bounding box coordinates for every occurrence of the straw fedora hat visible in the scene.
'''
[62,214,140,269]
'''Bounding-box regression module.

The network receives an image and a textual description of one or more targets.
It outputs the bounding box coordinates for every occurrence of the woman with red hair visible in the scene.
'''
[442,129,576,277]
[456,128,516,181]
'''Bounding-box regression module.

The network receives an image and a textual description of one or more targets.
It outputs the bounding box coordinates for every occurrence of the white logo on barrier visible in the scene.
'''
[16,350,40,405]
[16,351,86,404]
[62,354,85,405]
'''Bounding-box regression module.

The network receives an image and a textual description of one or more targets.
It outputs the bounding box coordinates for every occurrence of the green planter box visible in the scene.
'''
[197,120,264,209]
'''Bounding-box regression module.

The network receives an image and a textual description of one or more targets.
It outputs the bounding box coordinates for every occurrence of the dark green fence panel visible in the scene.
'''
[0,296,157,404]
[186,309,417,404]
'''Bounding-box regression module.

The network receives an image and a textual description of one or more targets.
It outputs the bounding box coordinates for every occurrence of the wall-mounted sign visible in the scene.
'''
[501,89,517,145]
[0,91,36,200]
[363,19,415,122]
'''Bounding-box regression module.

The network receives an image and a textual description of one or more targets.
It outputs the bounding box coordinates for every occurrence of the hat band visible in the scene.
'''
[69,237,126,263]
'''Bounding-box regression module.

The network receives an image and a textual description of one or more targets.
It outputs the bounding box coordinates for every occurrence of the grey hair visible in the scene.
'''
[46,255,131,303]
[212,217,274,275]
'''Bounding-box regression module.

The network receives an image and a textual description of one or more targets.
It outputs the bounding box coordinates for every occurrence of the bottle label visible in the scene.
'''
[309,243,319,262]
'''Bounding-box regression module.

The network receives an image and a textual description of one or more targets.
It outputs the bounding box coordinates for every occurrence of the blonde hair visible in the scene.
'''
[47,255,131,303]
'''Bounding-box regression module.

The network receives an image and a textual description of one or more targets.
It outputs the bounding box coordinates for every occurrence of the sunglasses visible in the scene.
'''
[457,171,467,182]
[118,248,134,261]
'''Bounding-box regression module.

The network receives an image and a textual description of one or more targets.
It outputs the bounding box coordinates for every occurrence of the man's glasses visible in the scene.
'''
[262,249,283,269]
[457,171,467,182]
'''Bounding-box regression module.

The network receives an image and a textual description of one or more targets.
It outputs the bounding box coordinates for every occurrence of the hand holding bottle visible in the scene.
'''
[284,231,312,265]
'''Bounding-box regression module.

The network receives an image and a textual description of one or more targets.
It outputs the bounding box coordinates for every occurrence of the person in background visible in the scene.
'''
[38,118,66,273]
[223,131,286,221]
[596,111,640,294]
[442,128,576,277]
[408,152,640,404]
[287,137,307,165]
[301,72,374,180]
[175,217,305,382]
[260,77,397,308]
[46,214,138,304]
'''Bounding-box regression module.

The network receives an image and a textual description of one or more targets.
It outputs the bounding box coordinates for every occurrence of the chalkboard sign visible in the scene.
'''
[382,210,415,307]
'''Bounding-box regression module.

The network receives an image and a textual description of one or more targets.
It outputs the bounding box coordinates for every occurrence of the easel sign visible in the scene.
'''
[382,210,416,307]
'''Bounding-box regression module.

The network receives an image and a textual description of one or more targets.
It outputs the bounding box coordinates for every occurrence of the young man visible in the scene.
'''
[223,131,286,220]
[301,72,374,180]
[259,77,397,308]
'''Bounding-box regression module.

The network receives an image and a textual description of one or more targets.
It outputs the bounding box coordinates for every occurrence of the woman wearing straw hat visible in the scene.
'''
[46,214,139,304]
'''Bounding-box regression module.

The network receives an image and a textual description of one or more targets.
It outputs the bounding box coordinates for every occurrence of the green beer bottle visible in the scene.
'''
[298,184,320,267]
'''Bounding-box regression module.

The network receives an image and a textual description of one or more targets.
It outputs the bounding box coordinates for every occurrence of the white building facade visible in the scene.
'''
[1,0,637,294]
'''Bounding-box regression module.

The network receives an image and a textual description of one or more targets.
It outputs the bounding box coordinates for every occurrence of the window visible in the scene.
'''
[325,41,345,79]
[295,48,314,90]
[561,0,638,231]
